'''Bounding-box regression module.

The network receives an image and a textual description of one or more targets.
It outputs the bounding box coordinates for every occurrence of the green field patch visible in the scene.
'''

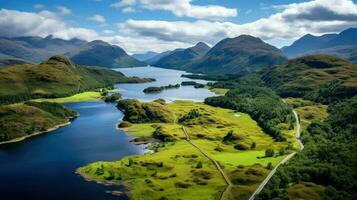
[288,182,325,200]
[33,91,102,103]
[209,88,229,95]
[212,151,286,169]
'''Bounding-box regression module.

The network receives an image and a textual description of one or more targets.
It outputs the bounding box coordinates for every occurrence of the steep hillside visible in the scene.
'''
[186,35,287,74]
[68,40,145,68]
[282,28,357,62]
[262,55,357,103]
[153,42,210,69]
[0,55,150,104]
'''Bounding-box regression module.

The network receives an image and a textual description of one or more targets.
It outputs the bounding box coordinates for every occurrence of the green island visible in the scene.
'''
[78,97,298,199]
[181,81,205,88]
[143,84,181,93]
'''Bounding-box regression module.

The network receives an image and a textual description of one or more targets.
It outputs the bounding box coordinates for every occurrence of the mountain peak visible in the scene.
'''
[87,40,109,46]
[194,42,209,48]
[44,55,76,68]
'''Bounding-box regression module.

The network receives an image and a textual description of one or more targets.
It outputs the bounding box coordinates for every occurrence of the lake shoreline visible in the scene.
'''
[0,115,78,146]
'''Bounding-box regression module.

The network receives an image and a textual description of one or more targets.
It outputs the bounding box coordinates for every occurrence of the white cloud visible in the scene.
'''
[102,29,115,35]
[118,0,357,47]
[111,0,237,20]
[33,4,44,9]
[88,14,106,23]
[56,6,71,15]
[122,7,136,13]
[99,35,192,54]
[111,0,136,8]
[0,9,97,41]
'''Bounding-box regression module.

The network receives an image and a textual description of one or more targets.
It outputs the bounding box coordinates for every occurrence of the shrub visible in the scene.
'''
[265,149,275,157]
[251,142,257,150]
[196,161,203,169]
[266,162,273,170]
[234,143,250,150]
[118,121,132,128]
[104,93,122,102]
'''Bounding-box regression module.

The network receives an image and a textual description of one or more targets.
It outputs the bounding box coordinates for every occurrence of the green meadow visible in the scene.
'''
[79,100,297,200]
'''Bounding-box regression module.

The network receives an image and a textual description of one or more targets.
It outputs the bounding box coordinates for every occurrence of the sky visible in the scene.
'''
[0,0,357,54]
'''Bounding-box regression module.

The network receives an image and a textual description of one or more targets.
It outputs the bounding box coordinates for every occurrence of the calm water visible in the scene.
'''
[0,67,216,200]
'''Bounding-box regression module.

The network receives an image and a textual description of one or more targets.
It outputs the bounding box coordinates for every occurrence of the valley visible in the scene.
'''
[0,3,355,198]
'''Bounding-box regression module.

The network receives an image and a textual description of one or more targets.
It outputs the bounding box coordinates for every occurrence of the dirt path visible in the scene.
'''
[248,108,303,200]
[181,126,232,200]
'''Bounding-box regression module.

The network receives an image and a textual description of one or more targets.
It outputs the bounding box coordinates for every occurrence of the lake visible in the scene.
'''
[0,67,216,200]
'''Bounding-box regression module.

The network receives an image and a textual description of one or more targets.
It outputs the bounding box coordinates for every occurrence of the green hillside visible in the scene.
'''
[0,102,77,142]
[68,40,145,68]
[185,35,286,74]
[154,42,210,69]
[0,55,151,104]
[262,55,357,103]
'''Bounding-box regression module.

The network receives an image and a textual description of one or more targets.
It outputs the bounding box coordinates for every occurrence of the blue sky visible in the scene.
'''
[0,0,357,53]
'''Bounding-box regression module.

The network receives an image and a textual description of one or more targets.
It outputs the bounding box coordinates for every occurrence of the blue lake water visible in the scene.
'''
[0,67,216,200]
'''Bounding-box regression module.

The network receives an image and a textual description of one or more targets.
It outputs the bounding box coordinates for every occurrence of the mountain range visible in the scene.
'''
[153,42,210,69]
[0,36,144,68]
[282,28,357,63]
[132,51,159,61]
[150,35,287,74]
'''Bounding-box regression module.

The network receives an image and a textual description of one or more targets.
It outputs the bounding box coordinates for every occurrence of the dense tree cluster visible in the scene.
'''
[143,84,180,93]
[117,99,174,123]
[257,96,357,200]
[178,109,202,123]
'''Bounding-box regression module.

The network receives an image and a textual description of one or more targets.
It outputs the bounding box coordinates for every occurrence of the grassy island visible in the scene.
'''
[78,100,298,199]
[143,84,180,93]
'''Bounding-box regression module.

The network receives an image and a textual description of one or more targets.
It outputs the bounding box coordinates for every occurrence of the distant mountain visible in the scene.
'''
[153,42,210,69]
[262,55,357,102]
[0,55,149,104]
[0,35,85,62]
[145,50,172,65]
[185,35,286,74]
[67,40,145,68]
[282,28,357,62]
[132,51,159,61]
[0,36,144,68]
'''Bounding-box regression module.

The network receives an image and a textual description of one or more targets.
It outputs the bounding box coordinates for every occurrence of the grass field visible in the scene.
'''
[285,98,328,130]
[80,100,296,200]
[288,182,325,200]
[33,91,102,103]
[33,88,120,103]
[209,88,229,95]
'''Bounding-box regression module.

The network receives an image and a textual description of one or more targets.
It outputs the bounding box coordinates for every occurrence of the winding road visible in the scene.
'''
[248,108,303,200]
[181,126,232,200]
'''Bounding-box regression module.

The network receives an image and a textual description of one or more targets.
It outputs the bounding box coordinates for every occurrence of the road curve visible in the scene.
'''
[181,126,232,200]
[248,108,303,200]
